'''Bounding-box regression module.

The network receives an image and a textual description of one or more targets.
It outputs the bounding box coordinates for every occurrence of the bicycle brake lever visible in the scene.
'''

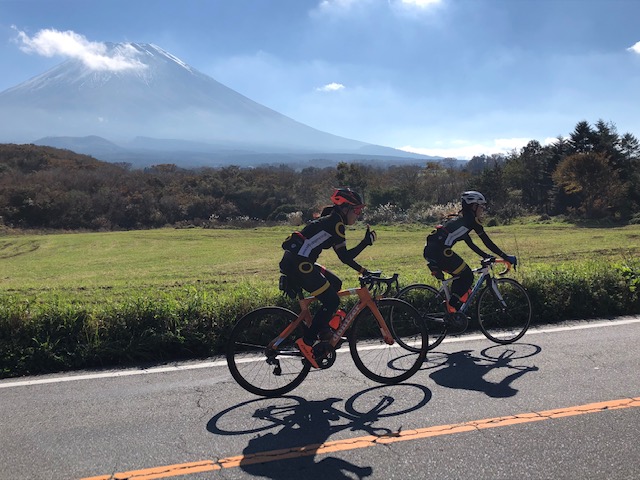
[498,262,512,276]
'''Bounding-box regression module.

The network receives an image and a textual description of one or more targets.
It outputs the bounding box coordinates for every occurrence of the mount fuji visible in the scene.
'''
[0,42,434,167]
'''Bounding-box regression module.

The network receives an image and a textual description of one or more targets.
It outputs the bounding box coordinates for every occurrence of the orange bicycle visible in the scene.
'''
[226,273,428,397]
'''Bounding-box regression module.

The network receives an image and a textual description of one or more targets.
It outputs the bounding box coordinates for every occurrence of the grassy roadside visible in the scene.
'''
[1,222,639,378]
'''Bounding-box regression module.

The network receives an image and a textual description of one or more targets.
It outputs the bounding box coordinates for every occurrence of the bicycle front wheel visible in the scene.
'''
[226,307,310,397]
[396,284,448,351]
[349,298,427,384]
[477,278,532,344]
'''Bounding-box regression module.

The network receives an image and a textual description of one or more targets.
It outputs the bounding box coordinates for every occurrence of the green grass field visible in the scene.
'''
[1,221,639,377]
[2,221,640,298]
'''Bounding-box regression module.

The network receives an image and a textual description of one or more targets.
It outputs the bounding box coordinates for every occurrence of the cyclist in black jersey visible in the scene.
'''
[280,188,377,368]
[424,191,517,314]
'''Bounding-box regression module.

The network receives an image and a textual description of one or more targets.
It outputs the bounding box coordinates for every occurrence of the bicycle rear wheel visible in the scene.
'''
[349,298,427,384]
[395,284,448,351]
[477,278,532,344]
[226,307,310,397]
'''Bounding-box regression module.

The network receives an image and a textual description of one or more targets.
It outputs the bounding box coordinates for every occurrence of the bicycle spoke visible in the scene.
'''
[396,284,448,350]
[477,278,532,344]
[226,307,310,397]
[349,298,427,384]
[234,341,267,349]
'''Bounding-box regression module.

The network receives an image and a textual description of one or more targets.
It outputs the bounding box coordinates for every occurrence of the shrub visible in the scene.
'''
[364,203,408,224]
[407,201,458,224]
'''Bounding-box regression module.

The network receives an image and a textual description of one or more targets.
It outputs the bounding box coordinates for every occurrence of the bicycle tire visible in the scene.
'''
[477,278,532,344]
[395,284,448,351]
[349,298,427,384]
[226,306,311,397]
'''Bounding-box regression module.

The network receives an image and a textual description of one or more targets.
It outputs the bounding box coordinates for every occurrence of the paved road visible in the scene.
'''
[1,317,639,480]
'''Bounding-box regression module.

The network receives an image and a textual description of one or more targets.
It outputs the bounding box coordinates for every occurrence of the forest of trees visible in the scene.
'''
[1,120,639,231]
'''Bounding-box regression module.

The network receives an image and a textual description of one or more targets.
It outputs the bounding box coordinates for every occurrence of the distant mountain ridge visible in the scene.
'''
[32,134,440,169]
[0,42,441,167]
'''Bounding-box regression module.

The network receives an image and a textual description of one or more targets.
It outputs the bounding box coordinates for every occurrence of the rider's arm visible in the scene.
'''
[345,241,367,259]
[464,236,490,258]
[477,231,507,258]
[341,225,376,259]
[332,223,375,274]
[334,243,368,274]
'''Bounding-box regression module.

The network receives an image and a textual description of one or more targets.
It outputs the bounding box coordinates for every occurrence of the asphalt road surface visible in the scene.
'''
[1,316,639,480]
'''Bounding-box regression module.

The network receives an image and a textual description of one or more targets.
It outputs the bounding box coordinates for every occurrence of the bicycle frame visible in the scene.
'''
[268,285,395,351]
[439,259,512,314]
[227,272,428,396]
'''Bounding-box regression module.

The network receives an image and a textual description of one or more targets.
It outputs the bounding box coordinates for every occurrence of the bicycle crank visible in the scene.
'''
[447,312,469,334]
[313,342,337,369]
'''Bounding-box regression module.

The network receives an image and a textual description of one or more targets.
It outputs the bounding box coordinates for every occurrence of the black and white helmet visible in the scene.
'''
[461,191,487,206]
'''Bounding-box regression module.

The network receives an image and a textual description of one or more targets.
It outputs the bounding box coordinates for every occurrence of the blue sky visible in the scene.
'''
[1,0,639,159]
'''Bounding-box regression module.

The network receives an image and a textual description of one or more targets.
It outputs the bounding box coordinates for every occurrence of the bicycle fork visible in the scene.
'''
[487,278,508,309]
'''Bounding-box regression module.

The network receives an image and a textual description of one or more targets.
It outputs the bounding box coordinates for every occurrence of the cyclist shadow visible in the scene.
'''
[426,343,541,398]
[207,384,432,479]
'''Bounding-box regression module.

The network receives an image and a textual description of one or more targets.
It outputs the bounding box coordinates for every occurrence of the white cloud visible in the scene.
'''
[316,82,346,92]
[316,0,362,12]
[399,137,532,159]
[316,0,441,11]
[400,0,442,8]
[627,41,640,54]
[13,27,146,72]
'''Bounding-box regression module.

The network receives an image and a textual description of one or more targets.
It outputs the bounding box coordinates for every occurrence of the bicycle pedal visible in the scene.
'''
[446,312,469,332]
[313,342,336,369]
[312,341,334,358]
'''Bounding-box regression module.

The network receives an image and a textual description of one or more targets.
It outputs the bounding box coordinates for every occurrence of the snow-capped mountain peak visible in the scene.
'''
[0,42,428,165]
[146,43,193,73]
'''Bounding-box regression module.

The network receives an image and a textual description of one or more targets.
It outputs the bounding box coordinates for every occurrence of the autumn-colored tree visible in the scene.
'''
[552,152,627,219]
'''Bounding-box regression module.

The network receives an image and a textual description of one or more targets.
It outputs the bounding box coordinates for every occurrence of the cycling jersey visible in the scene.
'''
[282,209,365,273]
[280,206,368,344]
[426,209,506,259]
[424,208,507,307]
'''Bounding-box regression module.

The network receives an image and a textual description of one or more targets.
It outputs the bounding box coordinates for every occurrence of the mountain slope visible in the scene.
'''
[0,42,429,162]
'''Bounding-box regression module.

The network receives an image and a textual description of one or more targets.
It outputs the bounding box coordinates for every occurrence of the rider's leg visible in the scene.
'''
[441,250,473,312]
[296,284,339,368]
[306,286,340,344]
[448,265,473,311]
[295,262,340,345]
[315,266,343,341]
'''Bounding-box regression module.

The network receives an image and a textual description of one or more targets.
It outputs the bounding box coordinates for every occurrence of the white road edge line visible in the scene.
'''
[1,317,638,389]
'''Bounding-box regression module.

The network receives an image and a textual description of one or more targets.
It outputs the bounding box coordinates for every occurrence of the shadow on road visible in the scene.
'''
[207,383,432,478]
[425,343,541,397]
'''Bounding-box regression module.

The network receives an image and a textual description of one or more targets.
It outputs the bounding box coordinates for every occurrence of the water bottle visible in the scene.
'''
[329,309,346,330]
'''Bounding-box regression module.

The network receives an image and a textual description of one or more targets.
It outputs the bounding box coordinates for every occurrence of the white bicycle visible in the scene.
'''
[395,257,532,350]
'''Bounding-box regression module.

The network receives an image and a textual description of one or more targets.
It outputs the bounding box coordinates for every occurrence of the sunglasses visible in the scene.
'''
[352,206,364,215]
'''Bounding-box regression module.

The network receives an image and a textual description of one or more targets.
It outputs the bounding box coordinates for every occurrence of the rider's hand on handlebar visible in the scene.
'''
[504,255,517,267]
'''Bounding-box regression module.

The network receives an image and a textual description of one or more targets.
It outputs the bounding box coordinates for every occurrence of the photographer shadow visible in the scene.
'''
[428,343,541,398]
[207,383,432,479]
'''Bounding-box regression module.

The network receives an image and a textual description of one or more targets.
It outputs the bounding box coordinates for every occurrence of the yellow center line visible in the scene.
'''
[81,396,640,480]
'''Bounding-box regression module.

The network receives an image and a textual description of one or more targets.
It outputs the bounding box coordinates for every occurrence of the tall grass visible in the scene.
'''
[1,222,639,378]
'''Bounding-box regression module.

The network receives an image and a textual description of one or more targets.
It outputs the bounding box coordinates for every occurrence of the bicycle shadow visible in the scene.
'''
[207,383,432,479]
[424,343,541,398]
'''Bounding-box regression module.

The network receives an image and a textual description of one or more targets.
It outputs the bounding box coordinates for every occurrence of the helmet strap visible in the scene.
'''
[338,205,350,220]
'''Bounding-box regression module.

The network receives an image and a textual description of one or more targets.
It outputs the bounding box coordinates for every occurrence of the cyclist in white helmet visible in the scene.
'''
[423,191,517,314]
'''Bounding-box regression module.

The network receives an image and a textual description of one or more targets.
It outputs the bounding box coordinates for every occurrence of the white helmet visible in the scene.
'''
[461,191,487,206]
